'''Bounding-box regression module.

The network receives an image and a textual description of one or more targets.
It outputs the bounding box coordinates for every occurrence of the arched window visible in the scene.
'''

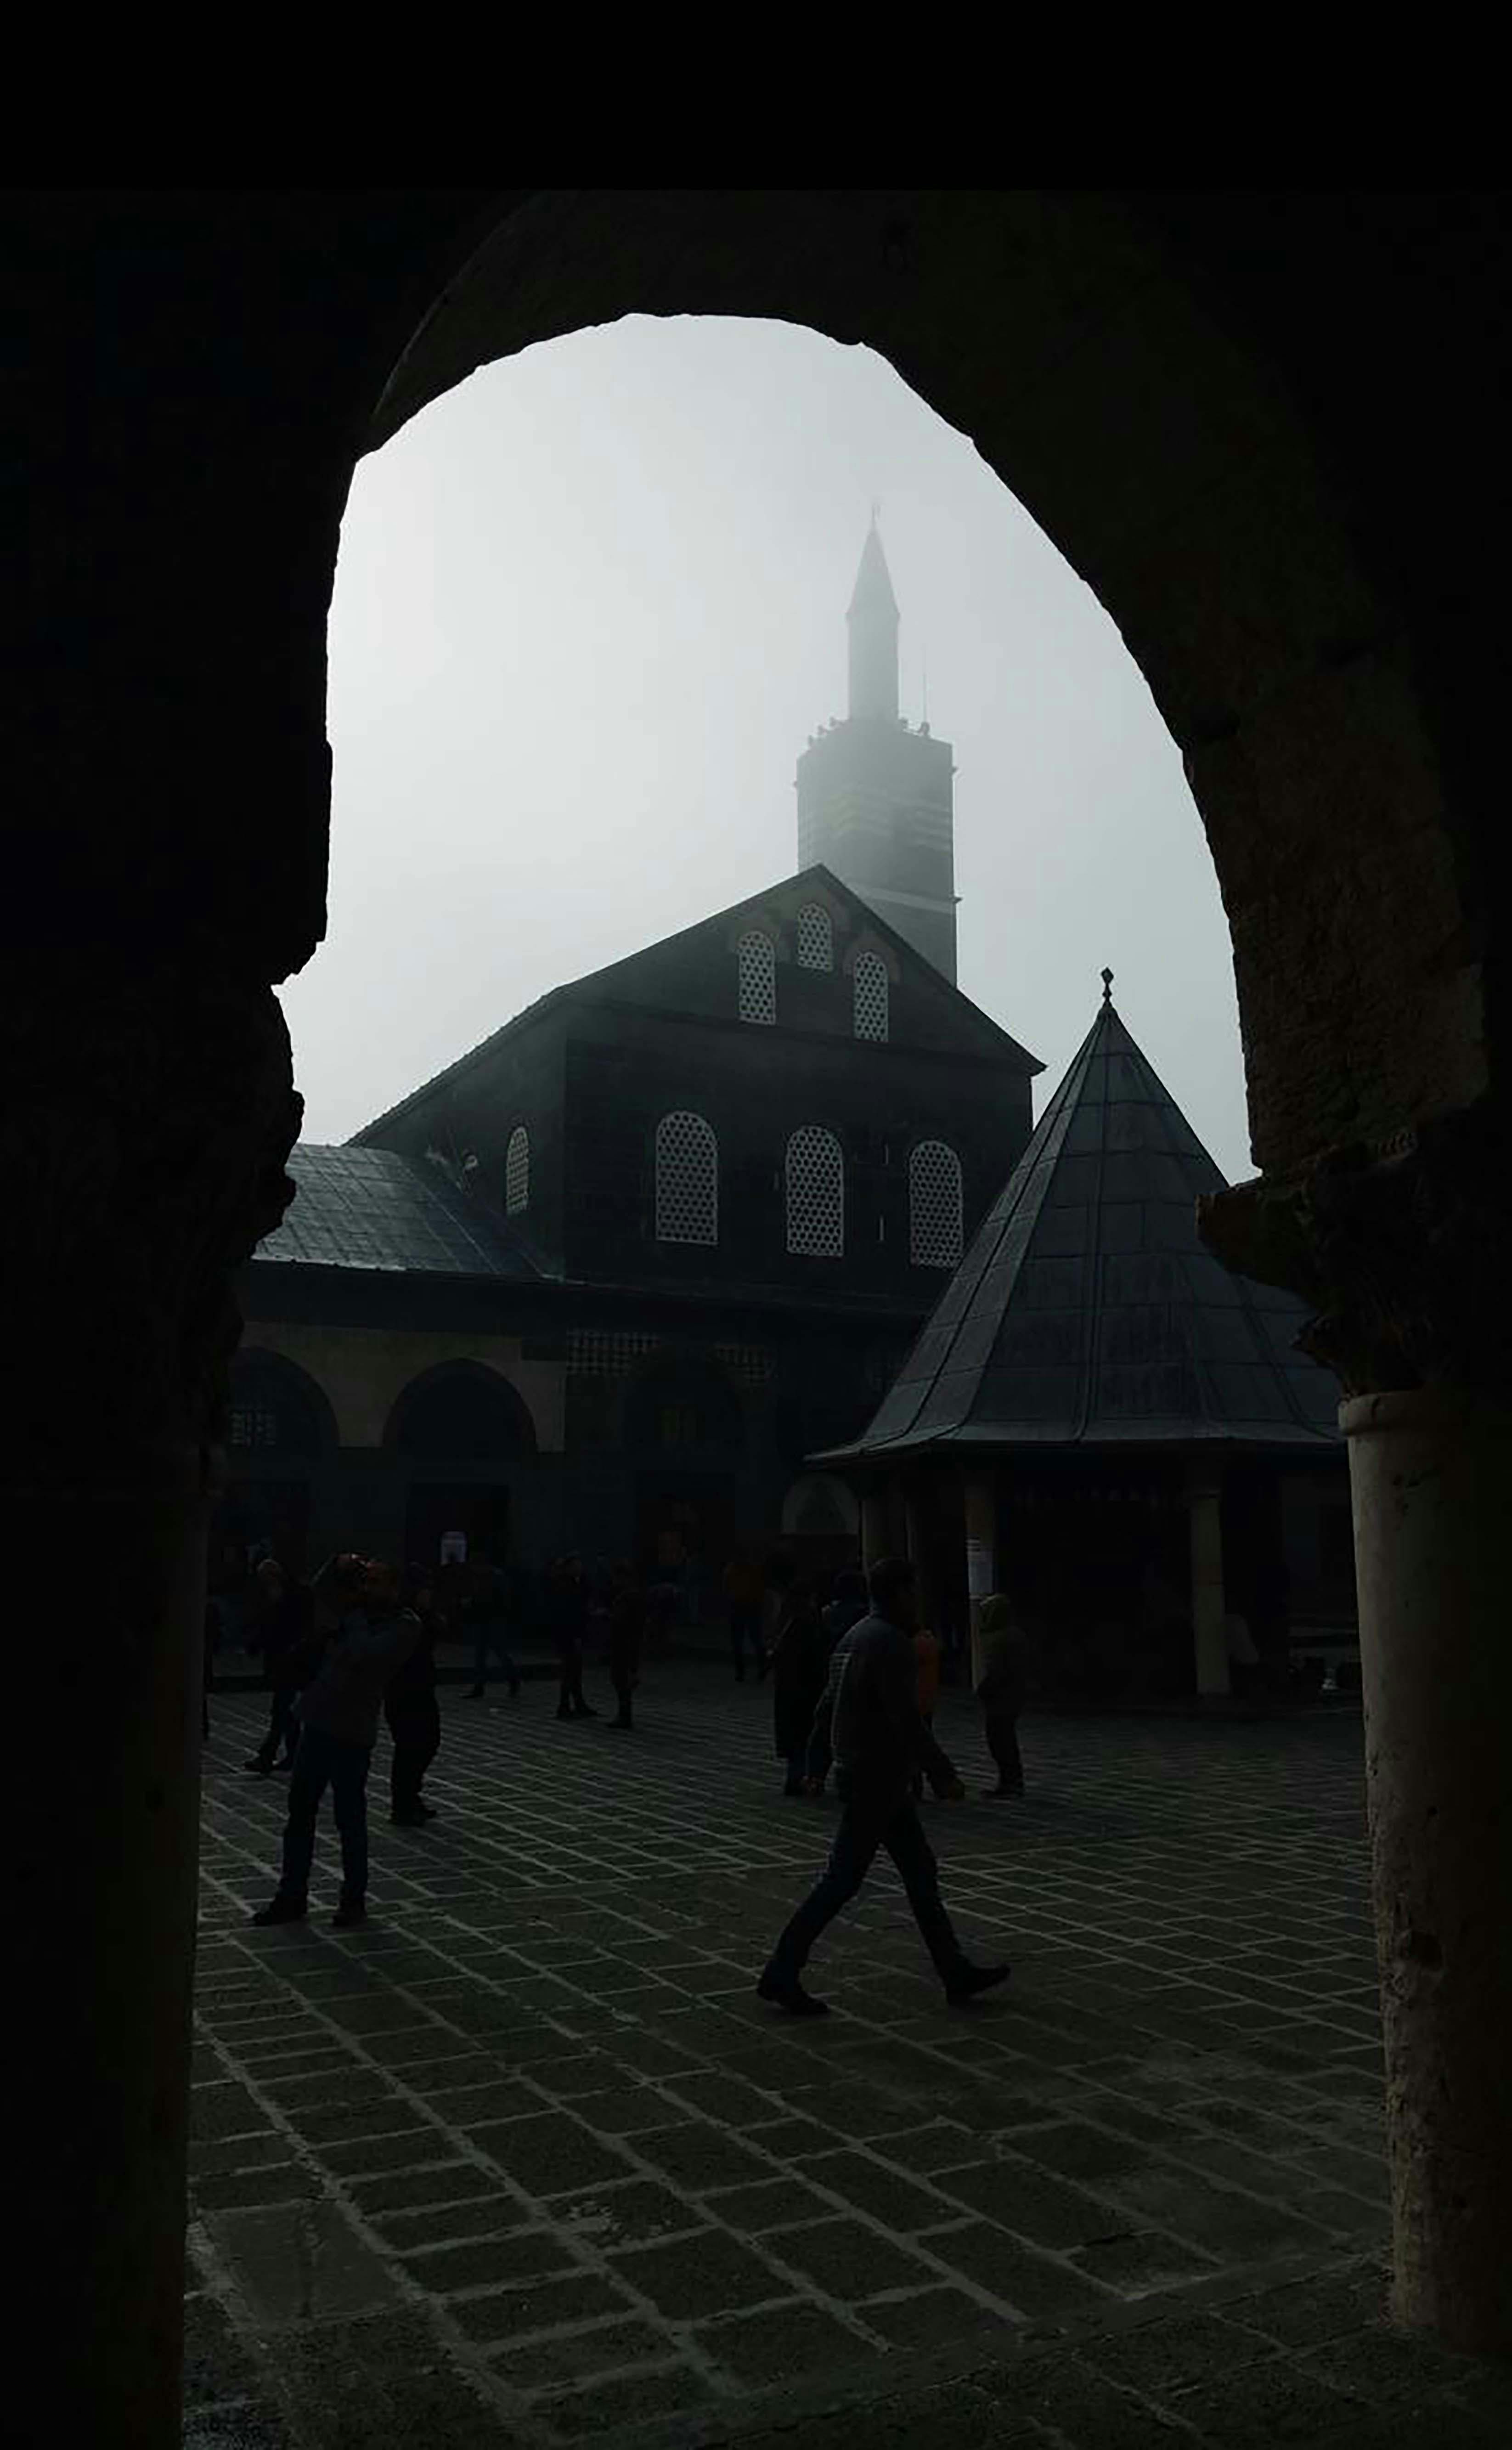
[909,1139,964,1268]
[736,929,776,1025]
[654,1110,718,1246]
[852,949,889,1042]
[786,1126,844,1258]
[504,1124,530,1215]
[795,903,833,971]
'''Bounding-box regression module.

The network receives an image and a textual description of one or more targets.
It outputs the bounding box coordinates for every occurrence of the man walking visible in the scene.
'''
[758,1557,1010,2017]
[243,1556,317,1776]
[252,1556,420,1930]
[463,1544,522,1701]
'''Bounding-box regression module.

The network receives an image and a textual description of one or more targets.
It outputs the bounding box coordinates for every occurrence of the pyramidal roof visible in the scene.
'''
[848,524,899,621]
[829,983,1340,1458]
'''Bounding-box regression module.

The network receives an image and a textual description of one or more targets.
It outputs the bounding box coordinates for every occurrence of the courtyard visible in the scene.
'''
[186,1671,1506,2448]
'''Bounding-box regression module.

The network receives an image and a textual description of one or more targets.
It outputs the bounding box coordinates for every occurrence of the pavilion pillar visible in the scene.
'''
[1343,1388,1512,2354]
[903,1489,935,1633]
[963,1472,997,1688]
[1185,1463,1230,1697]
[860,1484,891,1571]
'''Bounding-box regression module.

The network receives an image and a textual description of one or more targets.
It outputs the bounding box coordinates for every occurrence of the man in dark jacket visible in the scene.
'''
[758,1557,1010,2017]
[243,1558,318,1776]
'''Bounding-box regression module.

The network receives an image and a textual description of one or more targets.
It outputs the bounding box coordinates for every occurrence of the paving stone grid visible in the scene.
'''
[187,1673,1508,2449]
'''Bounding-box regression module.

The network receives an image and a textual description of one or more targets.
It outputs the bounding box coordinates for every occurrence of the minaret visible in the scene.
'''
[796,526,959,980]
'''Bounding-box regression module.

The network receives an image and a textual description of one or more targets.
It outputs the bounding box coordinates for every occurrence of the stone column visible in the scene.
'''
[1344,1388,1512,2354]
[903,1490,933,1631]
[1186,1465,1231,1698]
[1200,1111,1512,2354]
[963,1472,996,1689]
[5,963,301,2447]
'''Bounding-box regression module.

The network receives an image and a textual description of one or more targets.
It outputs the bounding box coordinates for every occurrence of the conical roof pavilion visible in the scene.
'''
[828,979,1340,1459]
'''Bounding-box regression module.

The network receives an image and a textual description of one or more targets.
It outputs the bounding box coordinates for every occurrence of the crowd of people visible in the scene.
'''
[214,1541,1031,1994]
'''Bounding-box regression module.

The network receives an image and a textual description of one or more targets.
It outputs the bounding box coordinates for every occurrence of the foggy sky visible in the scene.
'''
[283,316,1252,1182]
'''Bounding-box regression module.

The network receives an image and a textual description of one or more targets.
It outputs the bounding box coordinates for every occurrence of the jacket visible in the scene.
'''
[976,1594,1027,1715]
[771,1596,829,1757]
[807,1612,959,1806]
[295,1606,422,1748]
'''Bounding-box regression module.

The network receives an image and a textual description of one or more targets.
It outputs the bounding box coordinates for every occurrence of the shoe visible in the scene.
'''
[465,1685,485,1700]
[390,1804,435,1824]
[242,1757,273,1777]
[331,1898,367,1929]
[555,1703,573,1720]
[508,1677,521,1699]
[275,1755,297,1772]
[782,1783,807,1797]
[756,1970,829,2017]
[611,1714,633,1729]
[984,1785,1023,1801]
[251,1895,307,1925]
[945,1961,1011,2005]
[574,1704,599,1719]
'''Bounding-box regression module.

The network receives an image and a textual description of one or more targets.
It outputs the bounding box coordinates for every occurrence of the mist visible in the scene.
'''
[283,315,1251,1181]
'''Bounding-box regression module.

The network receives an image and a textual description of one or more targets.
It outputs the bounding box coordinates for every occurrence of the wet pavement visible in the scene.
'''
[186,1668,1508,2447]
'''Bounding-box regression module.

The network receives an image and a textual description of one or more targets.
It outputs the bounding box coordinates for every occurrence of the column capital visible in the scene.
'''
[1198,1098,1510,1399]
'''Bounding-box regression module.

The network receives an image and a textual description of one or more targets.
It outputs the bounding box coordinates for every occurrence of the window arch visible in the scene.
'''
[786,1126,844,1258]
[504,1123,530,1215]
[655,1110,718,1245]
[852,949,889,1041]
[795,902,833,971]
[909,1139,964,1268]
[736,929,776,1024]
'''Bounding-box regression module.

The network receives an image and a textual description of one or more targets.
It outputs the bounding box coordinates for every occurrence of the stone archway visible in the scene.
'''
[10,194,1510,2440]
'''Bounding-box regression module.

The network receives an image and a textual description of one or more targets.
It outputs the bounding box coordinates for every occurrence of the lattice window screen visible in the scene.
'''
[736,930,776,1024]
[505,1125,530,1216]
[852,950,889,1041]
[655,1111,718,1246]
[909,1139,964,1268]
[795,903,833,971]
[785,1126,844,1258]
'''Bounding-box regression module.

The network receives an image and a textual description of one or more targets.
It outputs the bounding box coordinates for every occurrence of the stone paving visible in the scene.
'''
[186,1670,1509,2448]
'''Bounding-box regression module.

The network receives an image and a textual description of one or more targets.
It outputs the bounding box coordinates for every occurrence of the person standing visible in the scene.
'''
[547,1555,596,1720]
[976,1593,1027,1798]
[243,1557,317,1777]
[770,1573,829,1795]
[723,1549,767,1683]
[607,1563,646,1728]
[821,1566,868,1654]
[463,1545,522,1701]
[252,1556,420,1929]
[386,1569,442,1823]
[908,1620,943,1801]
[757,1557,1010,2016]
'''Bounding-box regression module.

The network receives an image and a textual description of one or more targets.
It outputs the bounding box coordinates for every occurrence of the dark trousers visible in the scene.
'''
[555,1636,587,1713]
[278,1726,372,1906]
[386,1694,440,1813]
[985,1711,1024,1792]
[767,1791,967,1986]
[909,1714,936,1800]
[471,1620,519,1688]
[730,1607,765,1681]
[253,1682,301,1769]
[783,1749,808,1794]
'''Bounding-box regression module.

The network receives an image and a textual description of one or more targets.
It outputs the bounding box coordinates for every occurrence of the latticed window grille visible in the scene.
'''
[504,1124,530,1216]
[909,1138,964,1268]
[786,1126,844,1258]
[655,1110,718,1246]
[852,949,889,1041]
[795,903,833,971]
[736,929,776,1024]
[567,1330,662,1377]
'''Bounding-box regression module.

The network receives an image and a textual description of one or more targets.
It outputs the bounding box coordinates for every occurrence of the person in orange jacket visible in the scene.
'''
[909,1623,943,1800]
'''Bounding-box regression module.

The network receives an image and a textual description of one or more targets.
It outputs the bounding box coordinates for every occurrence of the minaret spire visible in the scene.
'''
[847,522,900,723]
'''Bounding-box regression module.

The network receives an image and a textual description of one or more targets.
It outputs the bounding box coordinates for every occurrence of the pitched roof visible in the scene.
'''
[355,863,1041,1137]
[848,524,899,621]
[250,1145,537,1280]
[824,988,1340,1459]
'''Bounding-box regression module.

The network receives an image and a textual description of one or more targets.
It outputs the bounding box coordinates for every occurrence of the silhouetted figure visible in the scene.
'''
[908,1621,943,1800]
[821,1567,868,1654]
[757,1557,1010,2017]
[386,1569,442,1823]
[723,1549,766,1682]
[645,1579,679,1659]
[243,1557,318,1776]
[608,1564,646,1728]
[463,1546,522,1701]
[771,1574,829,1795]
[252,1555,420,1929]
[547,1555,596,1719]
[976,1593,1027,1797]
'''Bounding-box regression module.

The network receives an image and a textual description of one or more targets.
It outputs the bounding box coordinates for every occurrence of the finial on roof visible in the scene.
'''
[1101,967,1114,1004]
[870,498,880,530]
